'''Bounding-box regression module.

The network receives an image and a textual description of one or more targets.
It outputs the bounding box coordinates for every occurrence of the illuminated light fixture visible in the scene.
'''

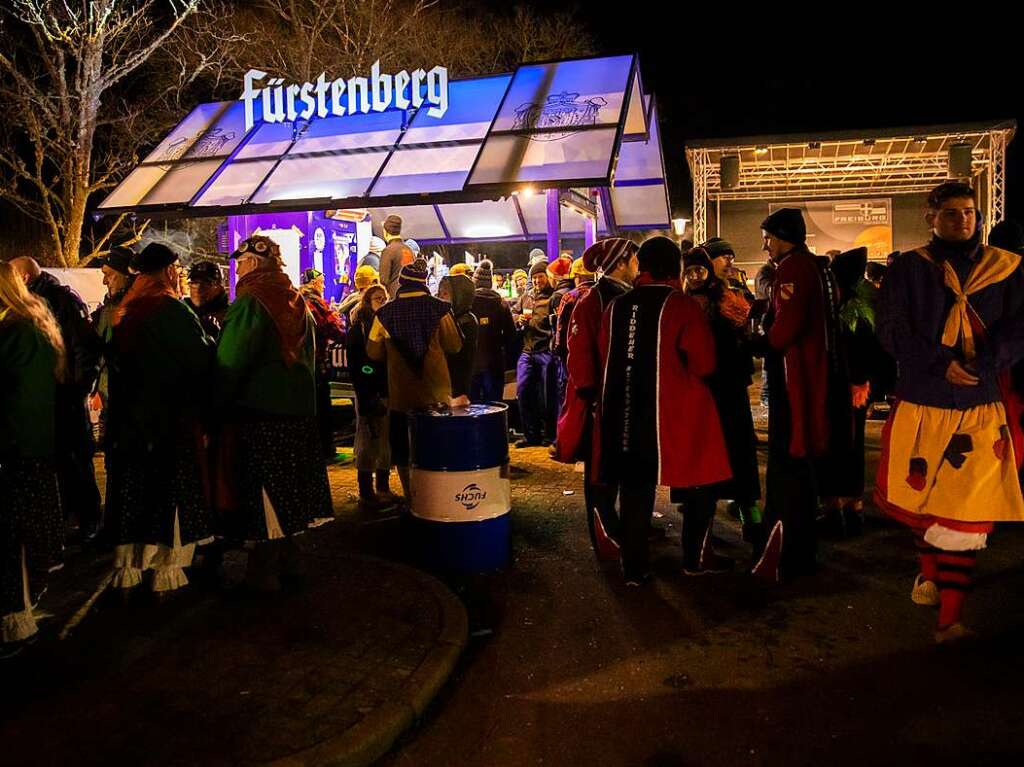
[521,185,536,198]
[672,218,689,237]
[464,223,515,239]
[754,146,768,155]
[326,208,369,222]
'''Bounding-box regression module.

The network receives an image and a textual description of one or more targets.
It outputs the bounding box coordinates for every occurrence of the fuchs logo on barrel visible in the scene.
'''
[455,483,487,510]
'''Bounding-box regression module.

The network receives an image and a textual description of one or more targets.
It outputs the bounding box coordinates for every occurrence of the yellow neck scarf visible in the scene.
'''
[915,245,1021,360]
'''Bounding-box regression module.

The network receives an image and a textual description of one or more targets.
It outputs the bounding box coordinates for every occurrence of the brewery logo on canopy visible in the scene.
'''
[513,91,607,141]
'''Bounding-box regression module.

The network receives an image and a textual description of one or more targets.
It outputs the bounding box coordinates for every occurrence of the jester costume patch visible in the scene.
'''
[875,400,1024,527]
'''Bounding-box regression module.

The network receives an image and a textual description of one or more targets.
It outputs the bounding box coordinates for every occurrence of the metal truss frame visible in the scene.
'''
[686,126,1014,241]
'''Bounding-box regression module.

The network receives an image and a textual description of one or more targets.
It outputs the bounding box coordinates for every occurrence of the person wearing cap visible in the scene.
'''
[438,272,479,400]
[184,260,229,338]
[299,268,346,462]
[92,245,135,339]
[367,261,462,498]
[555,239,638,560]
[10,255,103,544]
[515,260,557,447]
[471,260,517,403]
[596,236,731,585]
[378,215,415,299]
[345,284,395,511]
[818,247,881,537]
[683,246,761,564]
[214,235,333,592]
[90,246,136,541]
[104,242,215,595]
[552,257,593,381]
[426,252,448,296]
[876,182,1024,642]
[546,255,580,445]
[338,264,380,322]
[753,207,848,582]
[359,236,386,271]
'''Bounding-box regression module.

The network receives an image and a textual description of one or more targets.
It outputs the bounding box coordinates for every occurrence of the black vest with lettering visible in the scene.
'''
[600,285,672,485]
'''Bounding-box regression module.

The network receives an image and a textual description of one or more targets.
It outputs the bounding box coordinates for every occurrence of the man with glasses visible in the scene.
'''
[876,181,1024,642]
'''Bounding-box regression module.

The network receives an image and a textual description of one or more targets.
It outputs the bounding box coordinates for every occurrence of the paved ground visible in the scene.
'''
[1,469,466,767]
[6,402,1024,766]
[370,415,1024,767]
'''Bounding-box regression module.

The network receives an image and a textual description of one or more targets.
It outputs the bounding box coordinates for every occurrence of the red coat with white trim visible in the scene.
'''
[765,248,836,458]
[554,276,630,463]
[595,274,732,489]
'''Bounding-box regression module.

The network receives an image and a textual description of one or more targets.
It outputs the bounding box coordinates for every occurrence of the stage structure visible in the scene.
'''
[686,120,1015,256]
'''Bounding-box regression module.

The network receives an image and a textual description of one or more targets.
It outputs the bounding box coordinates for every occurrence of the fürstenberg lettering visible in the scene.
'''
[241,61,449,131]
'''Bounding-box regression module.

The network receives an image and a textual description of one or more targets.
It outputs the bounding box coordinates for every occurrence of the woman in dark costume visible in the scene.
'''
[683,246,763,549]
[0,262,65,655]
[105,243,215,596]
[215,236,333,592]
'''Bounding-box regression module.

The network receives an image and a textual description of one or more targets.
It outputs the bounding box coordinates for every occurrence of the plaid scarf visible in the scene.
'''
[376,283,451,373]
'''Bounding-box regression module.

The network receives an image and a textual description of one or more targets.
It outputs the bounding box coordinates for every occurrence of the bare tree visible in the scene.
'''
[184,1,594,98]
[0,0,240,266]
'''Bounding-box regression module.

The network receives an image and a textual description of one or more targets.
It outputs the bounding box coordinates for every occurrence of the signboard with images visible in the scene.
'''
[769,198,893,260]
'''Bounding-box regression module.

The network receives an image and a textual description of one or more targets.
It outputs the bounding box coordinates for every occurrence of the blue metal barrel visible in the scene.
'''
[408,403,510,571]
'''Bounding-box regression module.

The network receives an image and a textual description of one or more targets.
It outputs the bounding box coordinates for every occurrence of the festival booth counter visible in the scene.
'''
[95,55,671,567]
[95,53,672,302]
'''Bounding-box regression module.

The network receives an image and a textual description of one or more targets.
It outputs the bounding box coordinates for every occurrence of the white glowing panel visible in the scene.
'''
[252,151,391,203]
[468,129,618,186]
[437,199,522,240]
[366,206,446,240]
[370,143,483,197]
[488,56,633,133]
[609,185,670,228]
[254,225,304,287]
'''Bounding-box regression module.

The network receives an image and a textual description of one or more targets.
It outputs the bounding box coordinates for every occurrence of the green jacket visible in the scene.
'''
[215,293,317,417]
[108,297,212,447]
[0,317,57,460]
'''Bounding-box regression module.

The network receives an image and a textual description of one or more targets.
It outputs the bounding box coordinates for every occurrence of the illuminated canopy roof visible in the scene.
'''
[97,54,670,241]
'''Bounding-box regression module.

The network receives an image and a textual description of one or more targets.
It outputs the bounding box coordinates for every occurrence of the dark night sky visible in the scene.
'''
[525,3,1023,220]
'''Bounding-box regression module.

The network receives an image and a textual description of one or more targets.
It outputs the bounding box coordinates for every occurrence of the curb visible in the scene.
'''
[270,556,468,767]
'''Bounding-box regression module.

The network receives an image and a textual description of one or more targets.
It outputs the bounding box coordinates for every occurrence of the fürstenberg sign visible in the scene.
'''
[241,62,449,131]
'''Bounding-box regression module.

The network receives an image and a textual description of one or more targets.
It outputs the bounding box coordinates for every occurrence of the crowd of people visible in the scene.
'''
[3,185,1024,656]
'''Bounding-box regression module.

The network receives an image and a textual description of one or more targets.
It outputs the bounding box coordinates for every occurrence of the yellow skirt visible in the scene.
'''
[876,400,1024,525]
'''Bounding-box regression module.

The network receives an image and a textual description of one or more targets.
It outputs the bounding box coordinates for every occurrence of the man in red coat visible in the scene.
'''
[597,237,732,585]
[556,238,639,559]
[755,208,844,581]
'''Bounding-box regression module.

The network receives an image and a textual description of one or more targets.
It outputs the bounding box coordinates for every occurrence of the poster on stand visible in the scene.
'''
[769,199,892,260]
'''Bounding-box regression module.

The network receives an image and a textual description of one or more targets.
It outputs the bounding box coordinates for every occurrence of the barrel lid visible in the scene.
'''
[412,402,509,418]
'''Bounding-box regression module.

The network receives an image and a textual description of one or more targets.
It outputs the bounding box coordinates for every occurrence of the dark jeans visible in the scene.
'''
[764,353,819,576]
[554,355,568,417]
[619,482,718,576]
[516,350,558,442]
[583,457,620,550]
[56,398,100,535]
[471,370,505,403]
[315,373,335,458]
[388,411,411,467]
